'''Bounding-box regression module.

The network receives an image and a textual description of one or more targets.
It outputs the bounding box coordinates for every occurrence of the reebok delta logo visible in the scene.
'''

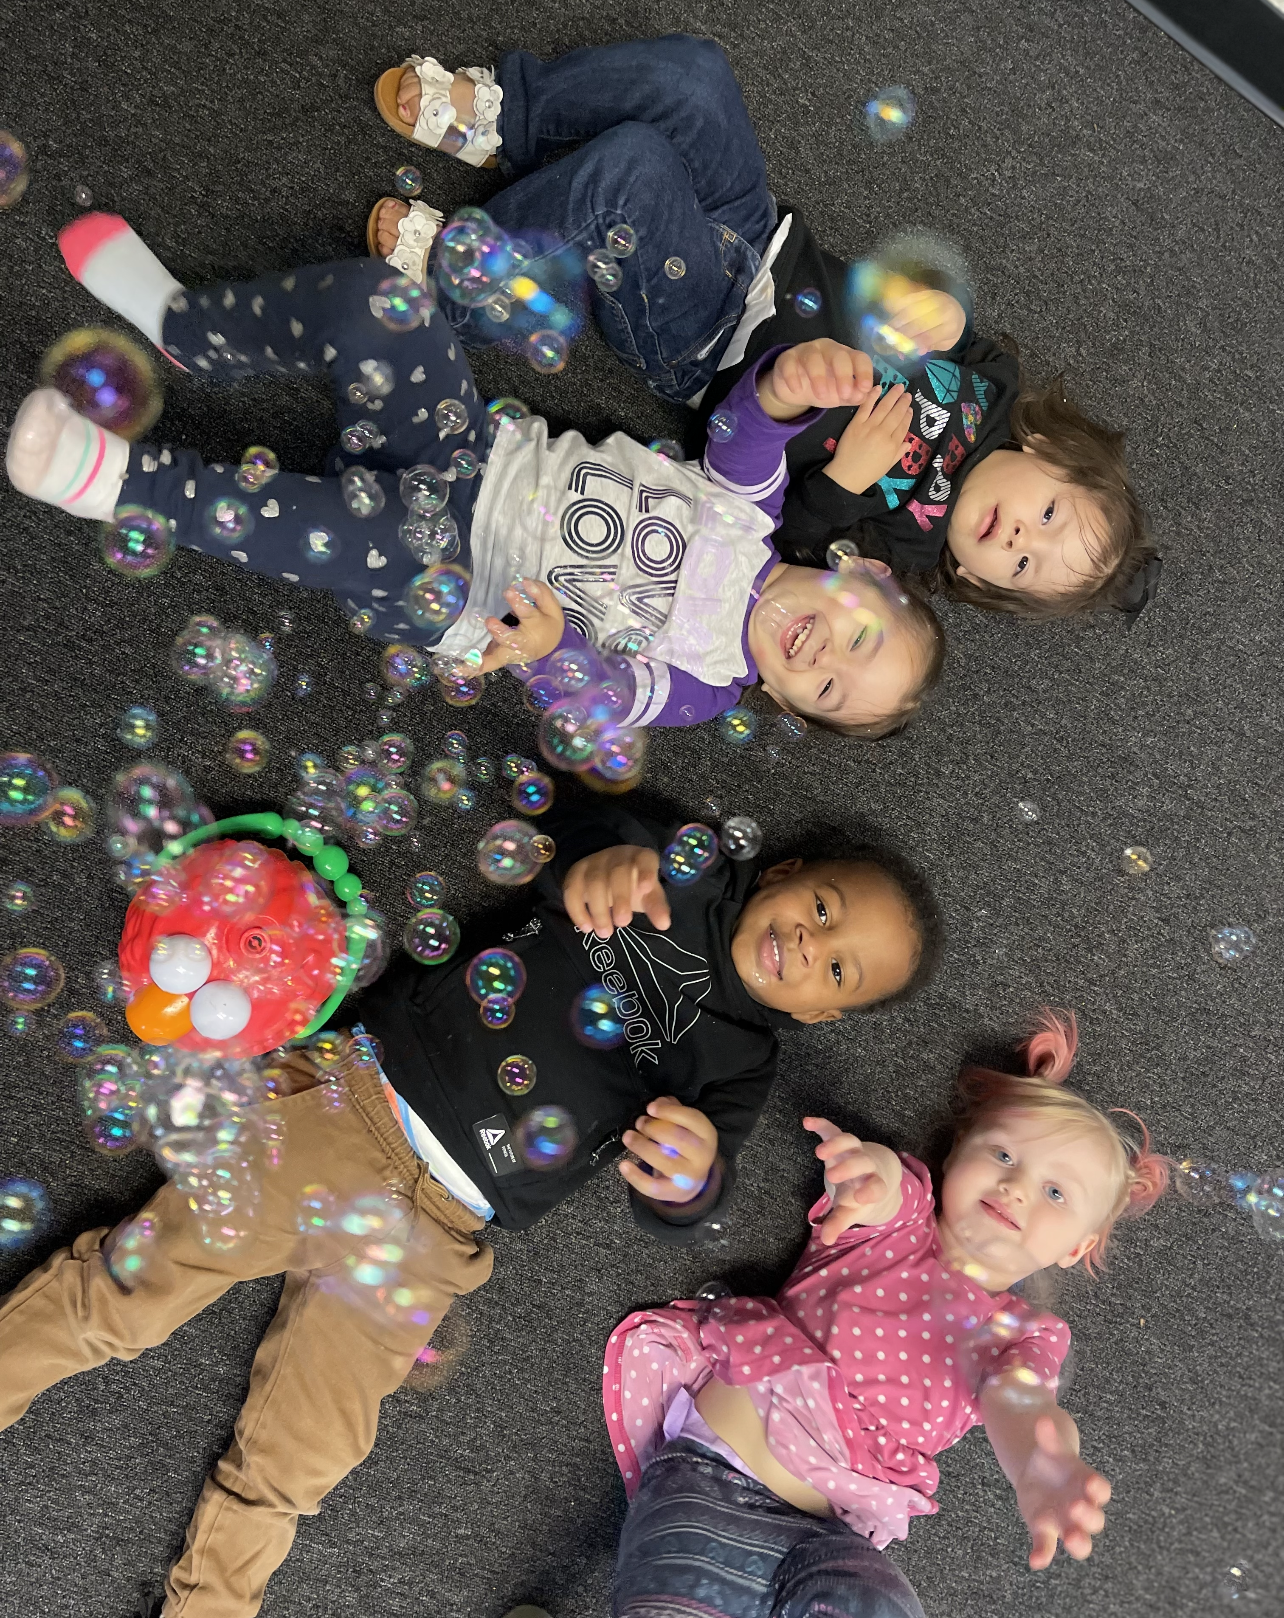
[480,1128,505,1149]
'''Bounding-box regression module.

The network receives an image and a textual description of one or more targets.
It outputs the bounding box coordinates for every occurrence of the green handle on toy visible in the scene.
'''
[151,810,369,1040]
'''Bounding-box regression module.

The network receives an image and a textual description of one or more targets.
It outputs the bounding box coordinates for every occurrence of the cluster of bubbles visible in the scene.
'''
[236,445,280,493]
[465,946,527,1030]
[40,327,162,439]
[286,732,422,859]
[1178,1159,1283,1247]
[475,819,556,887]
[506,641,648,789]
[102,759,211,901]
[172,614,277,711]
[296,1184,435,1326]
[434,205,580,375]
[585,222,636,292]
[661,822,719,886]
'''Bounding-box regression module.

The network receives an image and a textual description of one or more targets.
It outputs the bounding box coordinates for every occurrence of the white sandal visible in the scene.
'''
[366,198,445,285]
[373,56,502,169]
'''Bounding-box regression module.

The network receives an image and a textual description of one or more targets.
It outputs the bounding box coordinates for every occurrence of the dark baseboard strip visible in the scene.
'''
[1126,0,1284,128]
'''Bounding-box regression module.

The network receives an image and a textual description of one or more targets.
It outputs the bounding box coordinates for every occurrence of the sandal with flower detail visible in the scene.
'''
[373,56,502,168]
[365,197,445,285]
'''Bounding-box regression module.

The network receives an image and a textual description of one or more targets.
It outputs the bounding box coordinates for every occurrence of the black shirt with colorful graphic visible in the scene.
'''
[700,208,1022,574]
[357,801,787,1242]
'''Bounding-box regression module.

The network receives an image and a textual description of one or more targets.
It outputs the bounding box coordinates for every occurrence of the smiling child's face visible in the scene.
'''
[747,560,928,729]
[729,857,920,1022]
[947,446,1106,597]
[937,1109,1118,1291]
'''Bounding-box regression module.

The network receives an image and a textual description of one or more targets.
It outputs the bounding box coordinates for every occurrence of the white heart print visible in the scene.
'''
[260,500,280,517]
[367,548,387,570]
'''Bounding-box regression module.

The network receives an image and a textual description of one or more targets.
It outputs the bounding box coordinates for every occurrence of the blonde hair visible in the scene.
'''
[949,1010,1170,1276]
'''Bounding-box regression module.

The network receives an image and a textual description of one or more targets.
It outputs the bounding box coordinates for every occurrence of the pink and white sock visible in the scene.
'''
[6,388,129,520]
[59,213,184,350]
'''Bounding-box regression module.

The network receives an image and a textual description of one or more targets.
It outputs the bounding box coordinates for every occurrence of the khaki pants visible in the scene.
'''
[0,1046,493,1618]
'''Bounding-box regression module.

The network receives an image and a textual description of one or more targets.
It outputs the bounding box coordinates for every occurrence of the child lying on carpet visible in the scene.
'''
[6,217,943,739]
[601,1012,1171,1617]
[0,799,937,1618]
[371,35,1159,623]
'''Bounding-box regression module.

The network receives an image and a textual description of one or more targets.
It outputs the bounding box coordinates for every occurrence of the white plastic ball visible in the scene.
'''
[148,934,213,995]
[188,980,252,1039]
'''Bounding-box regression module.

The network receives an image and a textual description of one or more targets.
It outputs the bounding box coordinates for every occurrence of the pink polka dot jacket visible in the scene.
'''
[602,1155,1070,1546]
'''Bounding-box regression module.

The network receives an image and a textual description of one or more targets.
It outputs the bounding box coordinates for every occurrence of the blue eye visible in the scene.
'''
[995,1148,1013,1165]
[1047,1186,1065,1204]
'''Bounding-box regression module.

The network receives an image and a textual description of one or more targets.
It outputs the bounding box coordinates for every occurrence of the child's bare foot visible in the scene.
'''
[376,198,411,256]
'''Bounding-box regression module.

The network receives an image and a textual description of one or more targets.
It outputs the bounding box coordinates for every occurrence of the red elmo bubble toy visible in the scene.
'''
[118,811,369,1059]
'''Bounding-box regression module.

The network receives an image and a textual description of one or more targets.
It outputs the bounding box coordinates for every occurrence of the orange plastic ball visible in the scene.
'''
[125,982,194,1045]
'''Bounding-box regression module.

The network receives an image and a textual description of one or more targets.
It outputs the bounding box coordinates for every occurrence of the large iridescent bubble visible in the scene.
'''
[40,328,162,439]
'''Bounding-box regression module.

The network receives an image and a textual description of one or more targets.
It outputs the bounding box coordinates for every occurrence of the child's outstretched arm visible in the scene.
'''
[980,1375,1111,1570]
[803,1116,905,1244]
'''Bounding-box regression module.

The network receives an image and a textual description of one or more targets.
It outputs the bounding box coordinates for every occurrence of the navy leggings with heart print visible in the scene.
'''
[118,257,486,644]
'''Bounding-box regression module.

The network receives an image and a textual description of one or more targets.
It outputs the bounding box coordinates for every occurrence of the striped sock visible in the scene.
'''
[6,388,129,520]
[58,213,184,349]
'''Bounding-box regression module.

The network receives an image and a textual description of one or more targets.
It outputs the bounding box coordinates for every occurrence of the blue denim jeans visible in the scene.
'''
[613,1442,927,1618]
[447,35,776,403]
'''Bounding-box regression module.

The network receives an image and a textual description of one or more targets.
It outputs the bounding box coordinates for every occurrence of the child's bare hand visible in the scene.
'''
[562,845,671,939]
[880,282,967,357]
[621,1098,718,1203]
[478,578,563,673]
[759,340,874,420]
[804,1117,900,1243]
[824,384,915,496]
[1014,1413,1112,1569]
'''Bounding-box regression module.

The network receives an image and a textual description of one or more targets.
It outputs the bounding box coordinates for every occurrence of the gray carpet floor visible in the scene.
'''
[2,1,1283,1614]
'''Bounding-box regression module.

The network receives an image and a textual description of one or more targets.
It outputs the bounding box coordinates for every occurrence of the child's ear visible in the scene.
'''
[1055,1231,1099,1269]
[1020,435,1049,455]
[792,1007,843,1025]
[756,857,803,890]
[954,564,981,585]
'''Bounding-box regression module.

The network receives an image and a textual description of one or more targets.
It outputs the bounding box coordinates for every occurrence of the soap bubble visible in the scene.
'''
[440,731,466,761]
[486,397,531,443]
[518,1105,578,1170]
[450,448,479,479]
[1,752,57,825]
[435,397,469,434]
[381,643,431,691]
[477,820,544,886]
[205,496,254,544]
[1210,926,1255,966]
[88,1107,138,1155]
[1,948,65,1010]
[342,466,386,518]
[570,984,626,1050]
[0,132,30,210]
[467,948,527,1004]
[118,705,158,749]
[718,707,757,746]
[720,816,763,860]
[294,673,314,699]
[777,713,807,742]
[356,358,395,398]
[675,823,718,869]
[2,881,33,913]
[664,257,685,280]
[497,1055,536,1097]
[532,834,555,864]
[511,771,554,815]
[171,615,224,682]
[105,760,207,855]
[370,274,430,332]
[1017,800,1040,823]
[592,724,647,783]
[394,164,423,198]
[102,506,174,578]
[826,538,862,573]
[649,438,684,461]
[341,420,383,454]
[586,249,622,290]
[527,330,568,374]
[236,446,279,491]
[607,224,637,257]
[212,632,276,711]
[407,871,445,908]
[55,1010,108,1062]
[1246,1174,1284,1242]
[376,733,413,774]
[662,843,703,885]
[299,526,342,565]
[540,707,595,773]
[224,729,269,774]
[6,1012,32,1037]
[0,1178,47,1250]
[422,760,465,804]
[436,211,511,306]
[479,994,516,1029]
[376,788,418,836]
[1121,846,1153,876]
[297,1183,337,1234]
[401,465,449,514]
[794,288,823,318]
[707,409,738,442]
[849,230,971,373]
[403,564,471,632]
[454,788,477,813]
[404,907,460,965]
[40,328,161,438]
[95,960,125,1003]
[863,86,916,143]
